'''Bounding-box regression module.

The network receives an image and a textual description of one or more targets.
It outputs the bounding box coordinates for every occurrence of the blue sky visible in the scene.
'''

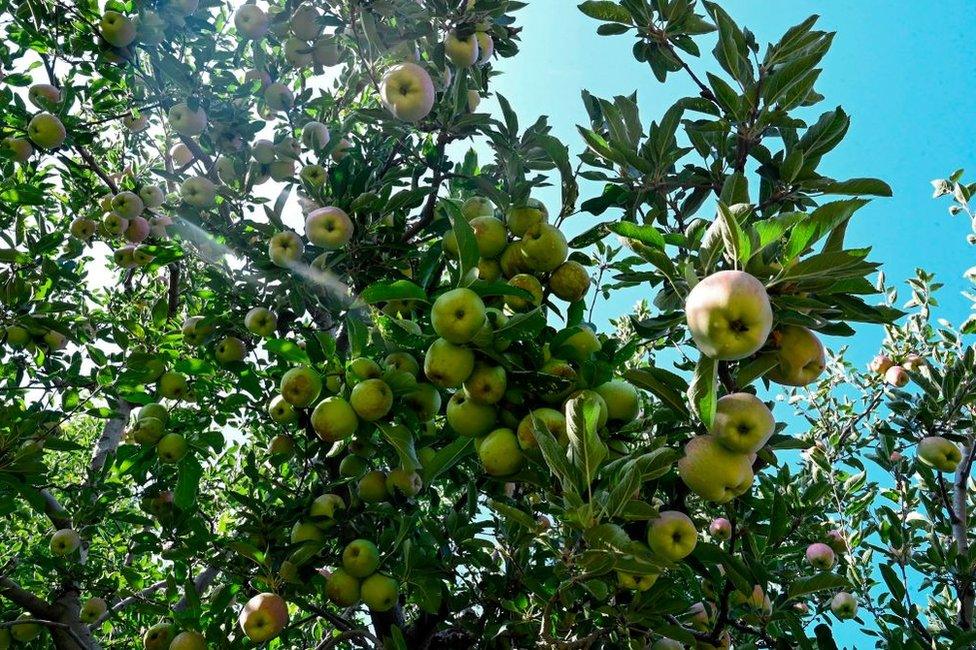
[469,1,976,646]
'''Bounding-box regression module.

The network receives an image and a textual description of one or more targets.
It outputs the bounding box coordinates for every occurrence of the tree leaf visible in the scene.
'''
[688,354,718,428]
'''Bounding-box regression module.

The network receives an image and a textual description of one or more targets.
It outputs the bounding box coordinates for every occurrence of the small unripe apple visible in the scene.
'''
[245,307,277,337]
[506,200,548,237]
[305,207,354,250]
[70,217,97,241]
[475,31,494,65]
[170,142,195,167]
[139,184,165,208]
[157,432,188,463]
[169,630,206,650]
[268,434,295,457]
[27,112,66,149]
[708,517,732,541]
[386,467,423,497]
[284,37,313,68]
[505,274,543,312]
[123,113,150,132]
[768,325,826,386]
[50,528,81,555]
[350,378,394,421]
[477,428,523,476]
[268,230,305,267]
[168,102,207,137]
[549,260,590,302]
[312,37,341,66]
[424,338,475,388]
[158,371,189,400]
[100,11,137,48]
[310,493,345,523]
[180,176,216,208]
[917,435,962,472]
[379,62,436,123]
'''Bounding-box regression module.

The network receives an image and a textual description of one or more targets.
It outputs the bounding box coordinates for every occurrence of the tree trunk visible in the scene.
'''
[953,440,974,629]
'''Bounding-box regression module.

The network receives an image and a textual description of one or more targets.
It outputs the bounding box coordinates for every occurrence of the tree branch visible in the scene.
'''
[0,618,90,649]
[88,399,132,481]
[954,438,976,628]
[90,580,167,627]
[0,574,54,618]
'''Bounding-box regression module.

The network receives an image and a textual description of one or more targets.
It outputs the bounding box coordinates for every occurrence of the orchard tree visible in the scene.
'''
[1,0,963,648]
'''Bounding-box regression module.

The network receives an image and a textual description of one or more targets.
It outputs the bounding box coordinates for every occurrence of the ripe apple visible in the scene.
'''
[463,363,507,405]
[326,568,361,606]
[342,539,381,577]
[158,371,189,399]
[28,83,61,108]
[3,137,33,162]
[170,142,195,167]
[280,366,322,407]
[917,436,962,472]
[505,274,544,312]
[447,390,497,437]
[549,261,590,302]
[181,176,216,208]
[100,11,137,48]
[477,428,524,476]
[806,542,836,570]
[360,574,399,611]
[215,336,246,365]
[268,231,305,267]
[444,31,479,67]
[386,468,423,497]
[170,631,206,650]
[647,510,697,562]
[239,593,289,642]
[830,591,857,620]
[264,83,294,112]
[709,517,732,541]
[475,31,494,65]
[432,289,489,344]
[424,338,475,388]
[168,103,207,136]
[516,408,567,450]
[245,307,277,337]
[594,379,640,422]
[141,622,175,649]
[358,470,389,502]
[506,200,548,236]
[685,270,772,361]
[350,379,393,421]
[885,365,909,387]
[379,62,436,123]
[521,223,568,272]
[470,216,508,258]
[157,433,188,463]
[50,528,81,555]
[710,392,775,454]
[767,325,826,386]
[678,435,754,503]
[80,596,107,624]
[305,207,354,250]
[869,354,893,374]
[234,4,269,39]
[27,112,66,149]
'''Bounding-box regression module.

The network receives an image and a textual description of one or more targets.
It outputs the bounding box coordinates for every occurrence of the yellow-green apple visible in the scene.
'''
[617,571,658,591]
[444,31,479,67]
[516,408,567,450]
[565,389,608,430]
[447,390,496,437]
[139,402,168,424]
[251,139,276,164]
[168,102,207,136]
[42,330,67,351]
[158,371,189,399]
[268,231,305,267]
[549,261,590,302]
[467,89,481,112]
[885,365,909,387]
[360,574,398,611]
[767,325,826,386]
[301,164,326,186]
[289,3,321,40]
[404,383,442,422]
[70,217,97,241]
[710,392,774,454]
[477,257,501,281]
[10,614,40,642]
[284,37,312,67]
[386,352,420,377]
[684,270,772,360]
[142,622,174,649]
[647,511,697,561]
[234,4,269,39]
[558,325,602,362]
[806,542,835,570]
[269,434,295,457]
[132,416,164,445]
[358,470,389,502]
[180,176,216,208]
[379,62,436,123]
[470,216,508,258]
[269,159,295,182]
[214,336,246,365]
[111,191,144,219]
[113,245,137,268]
[311,396,359,441]
[350,379,393,421]
[902,353,926,372]
[678,435,754,503]
[157,433,188,463]
[462,196,494,220]
[463,363,507,405]
[347,357,383,383]
[239,593,288,642]
[521,223,568,272]
[170,142,195,167]
[245,307,277,337]
[424,338,475,388]
[539,358,578,402]
[708,517,731,541]
[80,596,107,624]
[28,84,61,108]
[869,354,893,374]
[312,37,341,66]
[386,467,423,497]
[305,207,354,250]
[3,137,33,162]
[326,568,361,606]
[475,31,494,64]
[181,316,214,345]
[102,212,128,237]
[291,520,324,545]
[169,631,206,650]
[268,395,297,423]
[264,83,294,111]
[505,274,543,311]
[301,121,330,151]
[27,112,66,149]
[280,366,322,407]
[123,113,150,132]
[139,184,165,208]
[506,199,548,236]
[50,528,81,555]
[133,244,155,266]
[477,428,524,476]
[830,591,857,620]
[917,436,962,472]
[5,325,31,349]
[651,638,683,650]
[310,493,345,525]
[100,10,137,47]
[342,539,380,577]
[594,379,640,422]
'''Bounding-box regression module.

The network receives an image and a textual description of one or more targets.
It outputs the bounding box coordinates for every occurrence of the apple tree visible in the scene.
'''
[0,0,952,648]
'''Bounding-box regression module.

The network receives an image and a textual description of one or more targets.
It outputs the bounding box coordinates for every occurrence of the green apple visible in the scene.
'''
[291,521,324,545]
[358,470,389,502]
[268,395,297,424]
[647,510,697,562]
[470,216,508,258]
[516,408,567,450]
[271,161,296,182]
[558,325,601,362]
[340,454,367,478]
[444,31,479,67]
[431,288,487,344]
[50,528,81,555]
[123,112,150,132]
[238,592,289,642]
[138,184,165,208]
[678,435,754,503]
[27,112,66,149]
[264,83,294,111]
[565,389,608,429]
[280,366,322,407]
[685,270,772,361]
[142,622,175,649]
[767,325,826,386]
[215,336,247,365]
[216,156,239,184]
[268,434,295,457]
[617,571,658,591]
[113,245,137,268]
[301,164,326,186]
[10,614,40,643]
[157,432,188,463]
[158,371,189,399]
[181,176,216,208]
[477,428,523,476]
[347,357,383,383]
[289,3,321,40]
[132,416,165,445]
[268,231,305,267]
[806,542,835,570]
[447,390,497,437]
[462,196,494,220]
[139,402,168,424]
[245,307,277,337]
[4,325,31,349]
[28,83,61,109]
[342,539,381,578]
[830,591,857,620]
[386,468,423,497]
[350,379,393,421]
[310,493,345,524]
[379,62,436,123]
[284,37,313,67]
[360,574,399,611]
[170,142,195,167]
[917,436,962,472]
[463,363,507,405]
[505,274,544,312]
[424,338,475,388]
[539,358,578,402]
[169,631,206,650]
[181,316,214,345]
[102,212,128,237]
[404,383,442,422]
[302,121,330,150]
[594,379,640,422]
[521,223,568,272]
[305,207,354,250]
[234,4,269,39]
[251,139,276,164]
[100,10,137,48]
[506,200,548,237]
[111,190,143,219]
[168,102,207,136]
[549,261,590,302]
[313,36,341,66]
[3,137,33,162]
[80,596,107,624]
[477,258,502,282]
[385,352,420,377]
[326,568,361,606]
[710,392,775,454]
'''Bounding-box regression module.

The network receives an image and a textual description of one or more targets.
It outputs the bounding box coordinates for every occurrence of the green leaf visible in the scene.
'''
[578,1,633,24]
[788,573,849,600]
[446,203,480,285]
[688,354,718,428]
[422,437,473,483]
[488,500,538,529]
[265,339,311,365]
[607,221,665,248]
[359,280,427,305]
[175,457,204,509]
[624,367,689,416]
[819,178,893,197]
[378,423,421,471]
[565,393,608,490]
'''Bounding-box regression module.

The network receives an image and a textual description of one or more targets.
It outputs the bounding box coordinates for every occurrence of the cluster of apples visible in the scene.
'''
[128,402,189,465]
[139,621,209,650]
[2,322,67,353]
[68,186,171,269]
[869,351,924,389]
[1,83,67,163]
[324,539,399,612]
